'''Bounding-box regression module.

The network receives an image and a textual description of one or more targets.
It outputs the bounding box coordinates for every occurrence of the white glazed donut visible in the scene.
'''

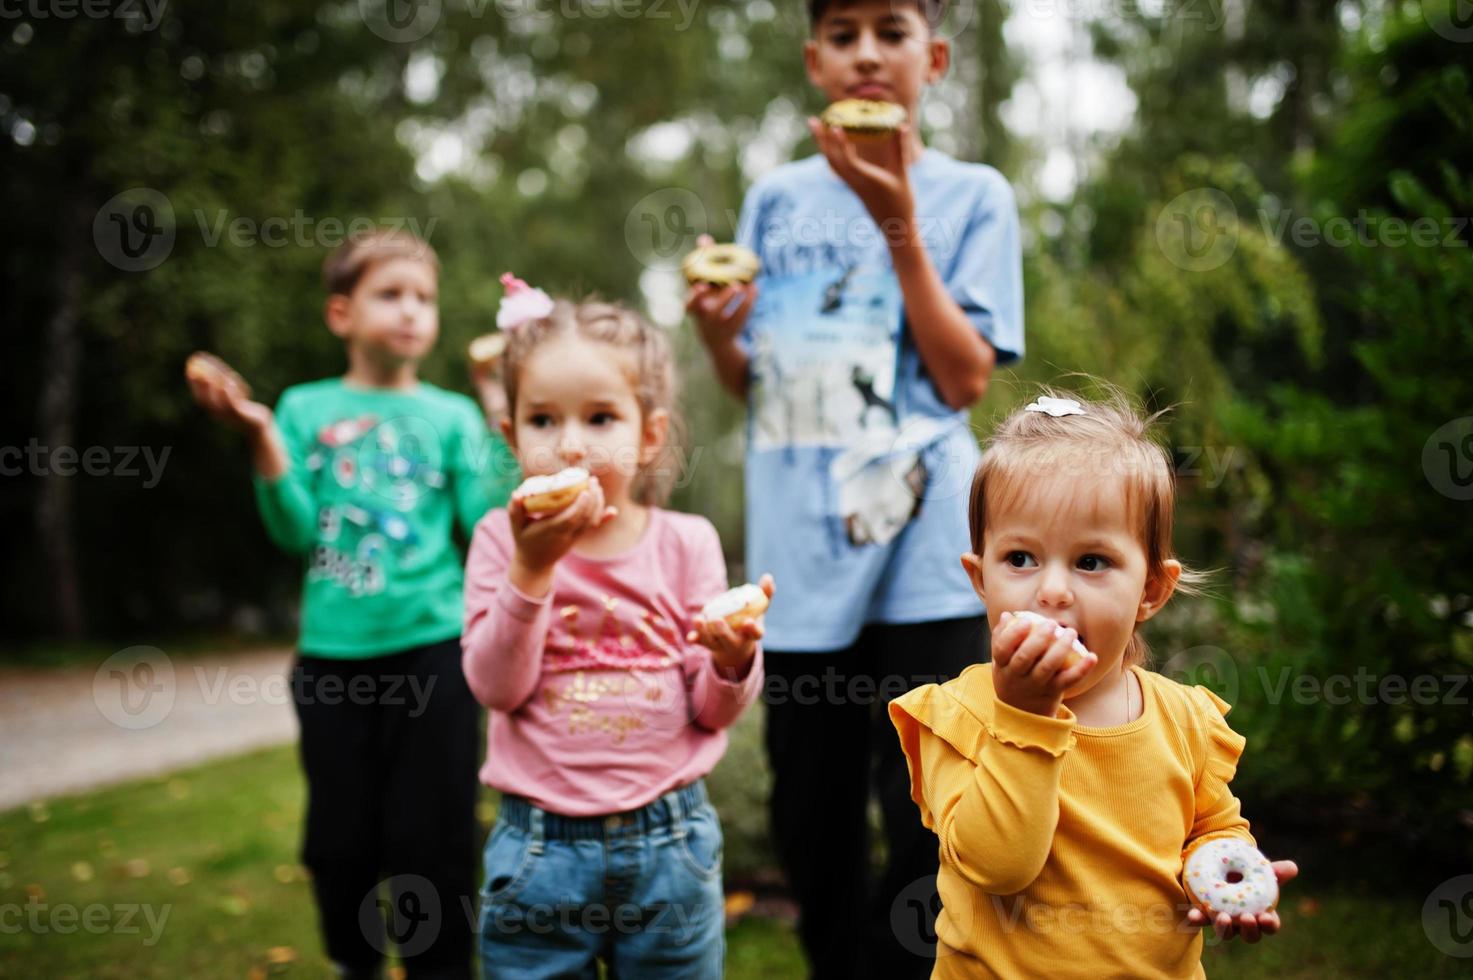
[701,584,769,627]
[1011,610,1091,668]
[514,467,590,516]
[1183,838,1279,918]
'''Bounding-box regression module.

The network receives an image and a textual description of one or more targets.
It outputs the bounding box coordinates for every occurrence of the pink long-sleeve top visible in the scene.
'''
[462,506,764,816]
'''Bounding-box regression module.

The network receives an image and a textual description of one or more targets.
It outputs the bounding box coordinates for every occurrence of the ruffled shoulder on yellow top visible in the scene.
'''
[1139,672,1247,786]
[889,663,1078,830]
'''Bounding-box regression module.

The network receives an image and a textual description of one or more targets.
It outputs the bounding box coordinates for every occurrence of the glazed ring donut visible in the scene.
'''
[819,99,907,141]
[1184,838,1279,919]
[514,467,590,516]
[1011,610,1090,669]
[681,243,760,287]
[184,351,251,398]
[467,332,508,370]
[701,584,769,627]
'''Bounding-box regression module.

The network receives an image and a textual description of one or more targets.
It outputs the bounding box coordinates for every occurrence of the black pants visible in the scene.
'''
[292,637,480,980]
[764,615,989,980]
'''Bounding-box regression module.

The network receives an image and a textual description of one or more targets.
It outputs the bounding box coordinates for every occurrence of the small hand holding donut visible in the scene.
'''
[807,117,915,234]
[507,476,617,590]
[686,574,776,677]
[187,362,273,437]
[685,235,757,348]
[1187,860,1298,942]
[991,610,1098,717]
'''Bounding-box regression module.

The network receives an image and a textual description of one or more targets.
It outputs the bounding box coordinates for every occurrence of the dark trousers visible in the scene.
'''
[292,637,480,980]
[764,615,989,980]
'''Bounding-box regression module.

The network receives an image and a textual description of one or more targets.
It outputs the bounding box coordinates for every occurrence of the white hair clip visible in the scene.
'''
[1024,395,1087,418]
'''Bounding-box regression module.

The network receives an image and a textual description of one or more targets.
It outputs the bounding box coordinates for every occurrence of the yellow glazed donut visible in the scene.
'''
[1011,610,1090,669]
[681,243,760,287]
[819,99,907,141]
[467,332,508,370]
[1184,838,1279,919]
[701,584,769,628]
[184,351,251,398]
[515,467,591,516]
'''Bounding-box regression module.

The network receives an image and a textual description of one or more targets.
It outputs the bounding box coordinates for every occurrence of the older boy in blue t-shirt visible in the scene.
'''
[688,2,1023,976]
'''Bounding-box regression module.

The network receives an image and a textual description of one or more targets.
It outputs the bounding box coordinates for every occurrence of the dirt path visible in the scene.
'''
[0,647,298,811]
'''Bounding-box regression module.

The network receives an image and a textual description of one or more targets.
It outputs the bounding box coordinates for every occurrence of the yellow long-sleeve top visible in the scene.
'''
[889,663,1254,979]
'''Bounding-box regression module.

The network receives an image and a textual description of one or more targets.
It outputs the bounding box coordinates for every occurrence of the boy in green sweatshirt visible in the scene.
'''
[189,229,517,979]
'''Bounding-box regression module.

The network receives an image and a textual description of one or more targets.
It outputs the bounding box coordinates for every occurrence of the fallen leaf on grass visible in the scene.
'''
[724,890,755,920]
[266,946,296,964]
[71,861,94,882]
[28,803,49,823]
[168,867,191,886]
[122,858,151,879]
[1296,897,1321,917]
[220,894,251,916]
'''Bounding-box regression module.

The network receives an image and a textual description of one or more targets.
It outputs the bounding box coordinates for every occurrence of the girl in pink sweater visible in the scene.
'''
[462,278,772,979]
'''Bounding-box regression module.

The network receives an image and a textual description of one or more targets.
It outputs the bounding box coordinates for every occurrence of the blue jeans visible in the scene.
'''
[477,780,726,979]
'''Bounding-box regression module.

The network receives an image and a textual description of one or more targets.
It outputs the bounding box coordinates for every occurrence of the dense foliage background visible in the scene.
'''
[3,0,1469,866]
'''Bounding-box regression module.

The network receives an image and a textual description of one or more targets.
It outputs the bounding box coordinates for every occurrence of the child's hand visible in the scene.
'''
[807,118,916,235]
[685,236,757,349]
[990,610,1098,717]
[187,369,274,438]
[1187,860,1299,942]
[686,574,775,676]
[506,477,617,587]
[469,364,508,426]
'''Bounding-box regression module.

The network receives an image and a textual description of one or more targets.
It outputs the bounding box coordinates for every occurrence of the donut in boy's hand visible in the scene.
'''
[467,332,508,370]
[819,99,907,142]
[1183,838,1279,919]
[701,583,770,628]
[184,351,251,397]
[514,467,591,516]
[1010,610,1091,669]
[681,243,760,287]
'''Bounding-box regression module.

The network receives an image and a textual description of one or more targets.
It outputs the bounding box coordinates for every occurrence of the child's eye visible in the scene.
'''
[590,412,616,426]
[1005,551,1037,568]
[1078,555,1111,572]
[882,29,908,42]
[827,31,855,45]
[529,414,554,428]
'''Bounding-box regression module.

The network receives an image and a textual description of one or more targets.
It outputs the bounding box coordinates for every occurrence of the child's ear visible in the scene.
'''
[959,552,986,603]
[323,294,353,339]
[926,35,951,84]
[639,408,671,467]
[802,38,823,88]
[499,414,517,450]
[1137,559,1181,623]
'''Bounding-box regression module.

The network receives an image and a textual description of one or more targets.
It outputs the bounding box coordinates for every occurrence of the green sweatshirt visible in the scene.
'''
[253,378,519,657]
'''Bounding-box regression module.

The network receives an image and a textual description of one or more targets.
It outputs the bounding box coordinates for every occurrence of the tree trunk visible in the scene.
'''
[35,200,88,639]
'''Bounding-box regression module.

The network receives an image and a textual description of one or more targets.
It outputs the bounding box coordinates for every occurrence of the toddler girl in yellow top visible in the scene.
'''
[889,389,1297,978]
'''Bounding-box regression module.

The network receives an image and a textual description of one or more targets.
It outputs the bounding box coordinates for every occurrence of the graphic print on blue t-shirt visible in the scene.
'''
[748,264,902,452]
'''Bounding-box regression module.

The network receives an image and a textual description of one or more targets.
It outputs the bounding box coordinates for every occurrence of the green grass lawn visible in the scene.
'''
[0,744,1461,978]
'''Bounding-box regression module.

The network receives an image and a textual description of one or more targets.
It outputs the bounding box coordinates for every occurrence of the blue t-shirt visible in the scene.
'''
[736,149,1024,651]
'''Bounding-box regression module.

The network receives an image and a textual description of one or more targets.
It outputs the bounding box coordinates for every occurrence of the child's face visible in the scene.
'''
[805,1,947,115]
[963,472,1177,695]
[327,257,440,365]
[502,335,667,507]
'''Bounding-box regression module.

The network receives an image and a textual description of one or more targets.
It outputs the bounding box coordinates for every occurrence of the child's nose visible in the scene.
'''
[1037,564,1074,608]
[556,428,587,464]
[855,32,881,65]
